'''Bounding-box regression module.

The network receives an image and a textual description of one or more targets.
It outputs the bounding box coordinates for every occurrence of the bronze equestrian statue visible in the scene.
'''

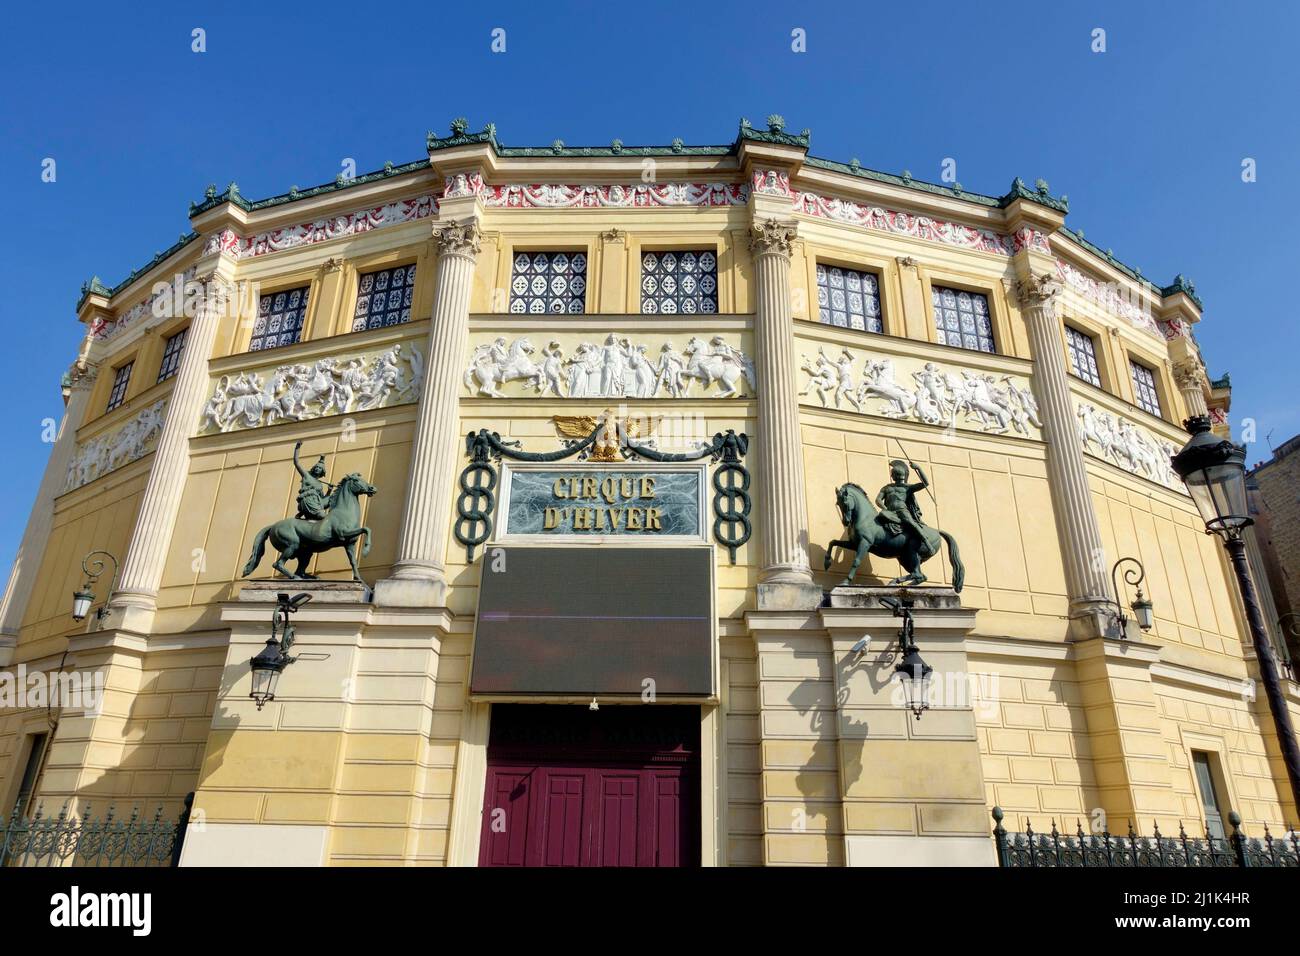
[824,459,964,591]
[243,444,375,582]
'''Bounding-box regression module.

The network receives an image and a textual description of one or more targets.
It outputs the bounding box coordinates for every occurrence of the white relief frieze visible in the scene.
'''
[798,344,1042,438]
[200,194,437,261]
[1075,401,1182,491]
[199,343,424,434]
[65,401,167,491]
[463,334,755,399]
[479,182,749,209]
[92,266,200,341]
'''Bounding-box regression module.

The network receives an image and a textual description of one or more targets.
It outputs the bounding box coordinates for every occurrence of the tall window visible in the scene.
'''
[510,252,587,314]
[156,328,188,382]
[816,263,882,332]
[1192,751,1226,840]
[1065,326,1101,387]
[250,286,310,351]
[932,285,995,353]
[12,733,48,817]
[640,250,717,314]
[106,362,133,411]
[354,264,417,330]
[1131,360,1162,416]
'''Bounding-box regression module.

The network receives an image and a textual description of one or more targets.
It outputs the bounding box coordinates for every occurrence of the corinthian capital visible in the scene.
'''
[1172,357,1209,392]
[749,218,798,258]
[1016,272,1062,307]
[434,219,483,259]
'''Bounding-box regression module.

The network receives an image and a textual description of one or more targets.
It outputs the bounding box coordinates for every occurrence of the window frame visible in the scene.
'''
[248,282,313,353]
[10,731,49,818]
[507,249,591,315]
[350,261,420,332]
[155,325,189,383]
[1129,357,1164,418]
[105,360,134,412]
[813,259,885,334]
[928,280,998,355]
[635,243,722,316]
[1064,324,1103,388]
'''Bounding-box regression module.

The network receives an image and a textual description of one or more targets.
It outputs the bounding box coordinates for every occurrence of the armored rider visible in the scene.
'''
[875,458,930,543]
[292,440,334,520]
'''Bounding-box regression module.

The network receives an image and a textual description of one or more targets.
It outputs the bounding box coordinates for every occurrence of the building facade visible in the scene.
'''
[1,116,1297,867]
[1249,435,1300,666]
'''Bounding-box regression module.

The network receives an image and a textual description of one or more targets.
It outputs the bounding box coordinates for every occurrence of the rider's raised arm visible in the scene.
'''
[292,440,307,478]
[909,464,929,490]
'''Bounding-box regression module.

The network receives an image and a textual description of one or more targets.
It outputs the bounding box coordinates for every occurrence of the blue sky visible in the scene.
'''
[0,0,1296,573]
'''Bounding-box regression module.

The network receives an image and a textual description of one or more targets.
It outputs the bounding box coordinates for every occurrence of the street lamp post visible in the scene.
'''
[1171,415,1300,811]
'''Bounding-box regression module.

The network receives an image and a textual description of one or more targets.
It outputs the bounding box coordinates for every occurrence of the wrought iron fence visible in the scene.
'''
[0,794,192,868]
[992,806,1300,868]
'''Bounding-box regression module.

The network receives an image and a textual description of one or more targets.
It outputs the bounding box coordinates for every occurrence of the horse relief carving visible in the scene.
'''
[464,334,756,399]
[799,346,1040,437]
[65,400,167,491]
[1076,403,1181,490]
[200,343,424,433]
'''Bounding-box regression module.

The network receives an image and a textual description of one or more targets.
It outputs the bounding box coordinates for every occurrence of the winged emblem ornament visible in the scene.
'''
[551,409,660,462]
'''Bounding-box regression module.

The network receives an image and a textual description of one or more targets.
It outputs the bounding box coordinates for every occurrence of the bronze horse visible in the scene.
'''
[824,482,964,591]
[242,472,375,581]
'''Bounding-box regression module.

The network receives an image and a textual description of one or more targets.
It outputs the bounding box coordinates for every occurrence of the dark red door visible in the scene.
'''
[479,705,699,867]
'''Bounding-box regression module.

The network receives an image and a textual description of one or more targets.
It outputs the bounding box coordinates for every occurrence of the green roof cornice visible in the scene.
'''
[735,115,810,149]
[1210,373,1231,391]
[998,177,1069,214]
[188,158,432,219]
[427,117,500,152]
[1160,273,1204,309]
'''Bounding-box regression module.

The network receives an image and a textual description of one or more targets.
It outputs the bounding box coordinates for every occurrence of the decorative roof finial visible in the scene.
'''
[1034,178,1050,195]
[551,139,565,154]
[610,138,623,154]
[671,138,684,153]
[766,114,785,133]
[450,117,469,136]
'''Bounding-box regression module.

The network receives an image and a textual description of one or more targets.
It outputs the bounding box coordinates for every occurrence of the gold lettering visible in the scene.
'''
[543,507,567,530]
[627,507,643,530]
[646,507,662,531]
[601,476,617,504]
[620,477,634,499]
[573,508,594,530]
[596,508,607,531]
[582,477,597,500]
[640,476,657,499]
[552,478,568,499]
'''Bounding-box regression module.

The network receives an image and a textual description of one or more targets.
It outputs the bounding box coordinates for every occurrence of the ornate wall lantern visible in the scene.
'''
[881,597,931,720]
[1106,557,1154,636]
[249,592,311,710]
[71,551,119,623]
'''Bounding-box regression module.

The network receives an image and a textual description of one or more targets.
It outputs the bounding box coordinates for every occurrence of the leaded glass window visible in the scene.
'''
[816,263,882,332]
[640,250,718,314]
[1065,326,1101,387]
[509,252,587,314]
[932,285,995,353]
[354,264,417,330]
[250,286,310,351]
[156,327,188,382]
[106,362,132,411]
[1131,360,1162,416]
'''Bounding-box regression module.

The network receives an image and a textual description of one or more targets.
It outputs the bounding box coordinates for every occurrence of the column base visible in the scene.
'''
[373,571,447,609]
[1067,597,1124,642]
[100,593,157,636]
[757,578,824,611]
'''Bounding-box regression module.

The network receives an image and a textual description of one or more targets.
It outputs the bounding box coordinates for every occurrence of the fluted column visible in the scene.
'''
[750,218,820,610]
[107,272,233,633]
[1017,273,1113,637]
[374,219,481,608]
[1172,358,1210,417]
[0,360,98,656]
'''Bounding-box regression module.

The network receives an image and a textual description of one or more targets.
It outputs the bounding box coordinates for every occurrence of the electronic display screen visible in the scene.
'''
[470,546,714,697]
